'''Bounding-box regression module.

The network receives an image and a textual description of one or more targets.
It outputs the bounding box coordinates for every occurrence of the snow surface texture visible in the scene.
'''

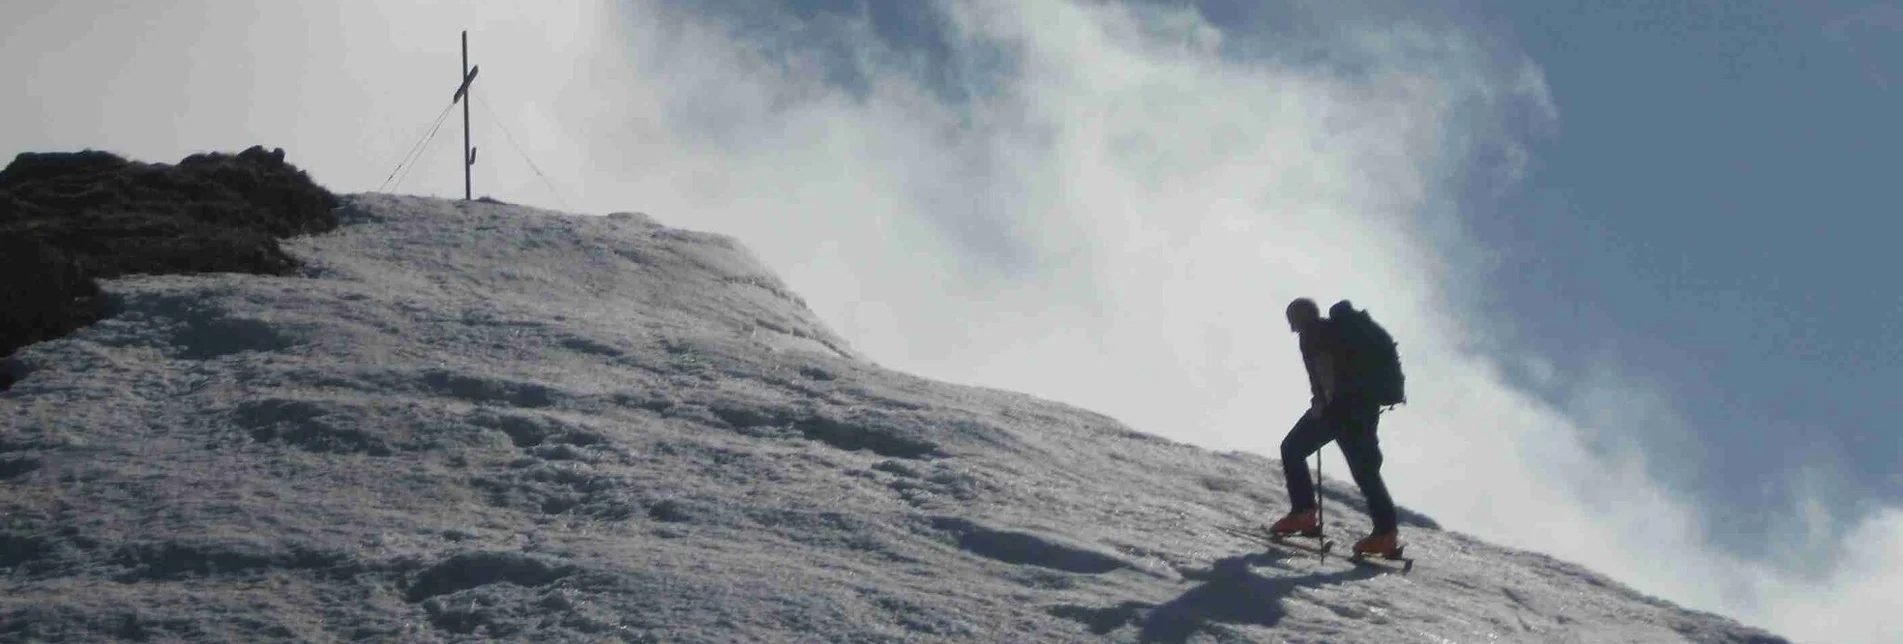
[0,194,1791,643]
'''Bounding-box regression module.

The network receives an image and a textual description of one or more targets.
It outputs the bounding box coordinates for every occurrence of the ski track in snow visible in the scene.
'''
[0,194,1790,643]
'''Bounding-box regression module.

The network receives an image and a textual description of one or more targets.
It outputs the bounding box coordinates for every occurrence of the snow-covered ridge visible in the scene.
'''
[318,194,860,364]
[0,195,1790,642]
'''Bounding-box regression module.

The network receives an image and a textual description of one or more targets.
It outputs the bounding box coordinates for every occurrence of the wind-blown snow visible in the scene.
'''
[0,195,1789,642]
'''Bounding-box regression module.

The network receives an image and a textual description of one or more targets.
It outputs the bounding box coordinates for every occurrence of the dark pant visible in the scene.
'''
[1281,403,1398,534]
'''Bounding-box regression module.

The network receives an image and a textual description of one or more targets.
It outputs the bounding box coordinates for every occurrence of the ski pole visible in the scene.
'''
[1315,451,1323,531]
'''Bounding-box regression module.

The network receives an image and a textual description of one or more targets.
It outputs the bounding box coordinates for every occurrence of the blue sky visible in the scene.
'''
[3,0,1899,638]
[1460,0,1902,555]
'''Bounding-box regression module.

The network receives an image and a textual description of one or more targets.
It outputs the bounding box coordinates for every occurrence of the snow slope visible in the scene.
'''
[0,195,1791,643]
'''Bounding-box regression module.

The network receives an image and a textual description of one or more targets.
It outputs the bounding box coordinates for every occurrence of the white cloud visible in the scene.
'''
[1755,508,1903,643]
[4,1,1898,640]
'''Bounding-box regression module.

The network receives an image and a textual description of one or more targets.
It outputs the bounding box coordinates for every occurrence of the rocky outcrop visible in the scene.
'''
[0,146,338,381]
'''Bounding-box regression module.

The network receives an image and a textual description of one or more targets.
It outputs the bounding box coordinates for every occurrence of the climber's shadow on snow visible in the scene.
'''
[1144,551,1385,642]
[1050,549,1382,642]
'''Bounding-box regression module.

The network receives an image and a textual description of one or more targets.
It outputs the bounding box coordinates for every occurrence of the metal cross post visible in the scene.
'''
[452,30,481,201]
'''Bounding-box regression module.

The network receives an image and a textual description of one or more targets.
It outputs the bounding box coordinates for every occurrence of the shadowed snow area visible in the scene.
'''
[0,195,1788,642]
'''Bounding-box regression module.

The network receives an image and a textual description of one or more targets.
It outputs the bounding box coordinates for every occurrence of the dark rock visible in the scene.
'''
[0,146,337,377]
[0,236,105,364]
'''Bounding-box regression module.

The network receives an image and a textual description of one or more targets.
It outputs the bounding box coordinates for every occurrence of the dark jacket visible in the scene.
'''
[1298,320,1345,406]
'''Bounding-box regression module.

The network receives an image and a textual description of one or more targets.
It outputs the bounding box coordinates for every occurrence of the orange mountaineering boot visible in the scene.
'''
[1352,530,1402,558]
[1267,509,1320,537]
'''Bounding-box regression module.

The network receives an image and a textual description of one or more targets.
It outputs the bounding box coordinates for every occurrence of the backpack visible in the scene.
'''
[1328,300,1406,408]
